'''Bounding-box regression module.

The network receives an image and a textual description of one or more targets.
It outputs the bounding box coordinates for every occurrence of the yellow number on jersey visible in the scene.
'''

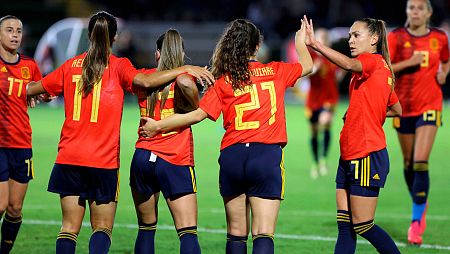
[414,50,429,68]
[234,81,277,131]
[7,77,24,97]
[72,75,102,122]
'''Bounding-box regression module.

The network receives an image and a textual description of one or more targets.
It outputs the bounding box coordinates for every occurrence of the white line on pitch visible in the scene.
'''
[23,219,450,251]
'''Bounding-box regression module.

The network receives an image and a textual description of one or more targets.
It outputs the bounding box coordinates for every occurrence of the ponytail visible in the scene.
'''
[146,29,185,117]
[81,11,117,97]
[359,18,395,88]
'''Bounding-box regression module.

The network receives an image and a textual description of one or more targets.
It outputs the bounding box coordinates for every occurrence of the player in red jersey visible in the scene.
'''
[304,16,402,254]
[26,12,213,254]
[130,29,201,254]
[140,19,313,254]
[305,28,342,179]
[387,0,450,245]
[0,15,42,254]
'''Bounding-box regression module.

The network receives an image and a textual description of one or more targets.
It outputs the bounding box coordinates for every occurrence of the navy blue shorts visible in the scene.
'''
[0,148,33,183]
[393,110,442,134]
[47,164,119,203]
[219,143,285,199]
[336,148,390,197]
[130,148,197,200]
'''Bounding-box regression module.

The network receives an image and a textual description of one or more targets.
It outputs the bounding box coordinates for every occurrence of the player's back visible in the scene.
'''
[42,53,138,169]
[200,61,302,150]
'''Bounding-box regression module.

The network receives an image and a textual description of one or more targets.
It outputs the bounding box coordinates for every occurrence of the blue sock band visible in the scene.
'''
[226,233,247,254]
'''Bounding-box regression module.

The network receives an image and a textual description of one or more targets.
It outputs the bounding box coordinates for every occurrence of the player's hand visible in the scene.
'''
[27,96,37,108]
[436,71,447,85]
[409,53,423,67]
[40,93,56,103]
[182,65,215,86]
[303,15,316,48]
[139,117,160,138]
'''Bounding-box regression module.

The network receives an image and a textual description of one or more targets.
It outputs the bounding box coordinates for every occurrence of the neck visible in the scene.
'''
[0,47,18,63]
[407,24,429,36]
[249,56,257,61]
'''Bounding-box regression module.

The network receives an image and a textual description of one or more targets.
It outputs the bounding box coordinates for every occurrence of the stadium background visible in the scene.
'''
[2,0,450,253]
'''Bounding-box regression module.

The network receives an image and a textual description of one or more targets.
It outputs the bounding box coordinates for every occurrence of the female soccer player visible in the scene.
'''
[0,15,42,254]
[387,0,449,245]
[304,16,402,253]
[140,19,313,254]
[306,28,341,179]
[130,29,201,254]
[26,11,213,254]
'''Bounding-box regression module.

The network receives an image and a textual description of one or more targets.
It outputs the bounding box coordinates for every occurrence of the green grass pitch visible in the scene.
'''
[12,101,450,253]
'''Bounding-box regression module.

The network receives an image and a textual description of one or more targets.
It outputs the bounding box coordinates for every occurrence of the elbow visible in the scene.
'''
[176,74,196,90]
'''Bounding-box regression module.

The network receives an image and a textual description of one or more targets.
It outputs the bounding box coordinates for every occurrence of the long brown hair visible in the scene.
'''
[81,11,117,97]
[146,29,185,117]
[358,18,395,87]
[211,19,261,91]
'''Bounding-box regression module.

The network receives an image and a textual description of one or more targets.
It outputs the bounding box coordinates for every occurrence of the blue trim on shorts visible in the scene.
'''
[394,110,442,134]
[130,148,197,200]
[335,148,389,197]
[0,148,33,183]
[218,143,284,200]
[47,164,119,203]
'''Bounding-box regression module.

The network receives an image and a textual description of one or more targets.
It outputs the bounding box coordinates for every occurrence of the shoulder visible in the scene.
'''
[19,54,38,66]
[430,27,449,40]
[390,27,406,34]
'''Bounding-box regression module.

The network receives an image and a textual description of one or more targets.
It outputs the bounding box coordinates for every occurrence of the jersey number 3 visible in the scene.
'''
[72,75,102,122]
[234,81,276,131]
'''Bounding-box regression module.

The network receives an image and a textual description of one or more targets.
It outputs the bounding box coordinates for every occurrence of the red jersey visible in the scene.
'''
[388,27,449,116]
[200,61,303,150]
[42,53,139,169]
[306,51,339,110]
[340,53,399,160]
[134,68,194,166]
[0,54,42,148]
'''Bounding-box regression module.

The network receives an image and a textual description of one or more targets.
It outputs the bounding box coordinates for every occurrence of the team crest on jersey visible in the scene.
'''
[0,66,7,72]
[430,38,439,52]
[21,67,31,79]
[403,41,412,48]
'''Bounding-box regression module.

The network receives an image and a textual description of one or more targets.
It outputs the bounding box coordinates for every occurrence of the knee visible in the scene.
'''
[228,224,248,236]
[6,202,23,217]
[0,201,7,215]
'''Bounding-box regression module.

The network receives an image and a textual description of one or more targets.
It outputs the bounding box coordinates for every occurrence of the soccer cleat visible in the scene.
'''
[407,221,423,246]
[310,165,319,179]
[319,159,328,176]
[419,202,428,234]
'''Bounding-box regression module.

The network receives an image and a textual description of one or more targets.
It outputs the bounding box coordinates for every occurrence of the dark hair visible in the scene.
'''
[81,11,117,97]
[0,15,20,27]
[211,19,261,90]
[146,29,185,117]
[358,18,395,87]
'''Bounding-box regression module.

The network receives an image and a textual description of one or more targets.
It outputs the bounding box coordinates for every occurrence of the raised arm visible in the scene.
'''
[174,74,200,113]
[303,16,362,73]
[140,108,208,138]
[295,19,313,76]
[133,65,214,88]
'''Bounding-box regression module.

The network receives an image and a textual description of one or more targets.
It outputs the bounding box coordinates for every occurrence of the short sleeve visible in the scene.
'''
[387,32,397,60]
[199,86,222,121]
[357,53,377,80]
[41,62,66,96]
[440,34,449,62]
[117,58,140,92]
[388,90,399,107]
[277,62,303,88]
